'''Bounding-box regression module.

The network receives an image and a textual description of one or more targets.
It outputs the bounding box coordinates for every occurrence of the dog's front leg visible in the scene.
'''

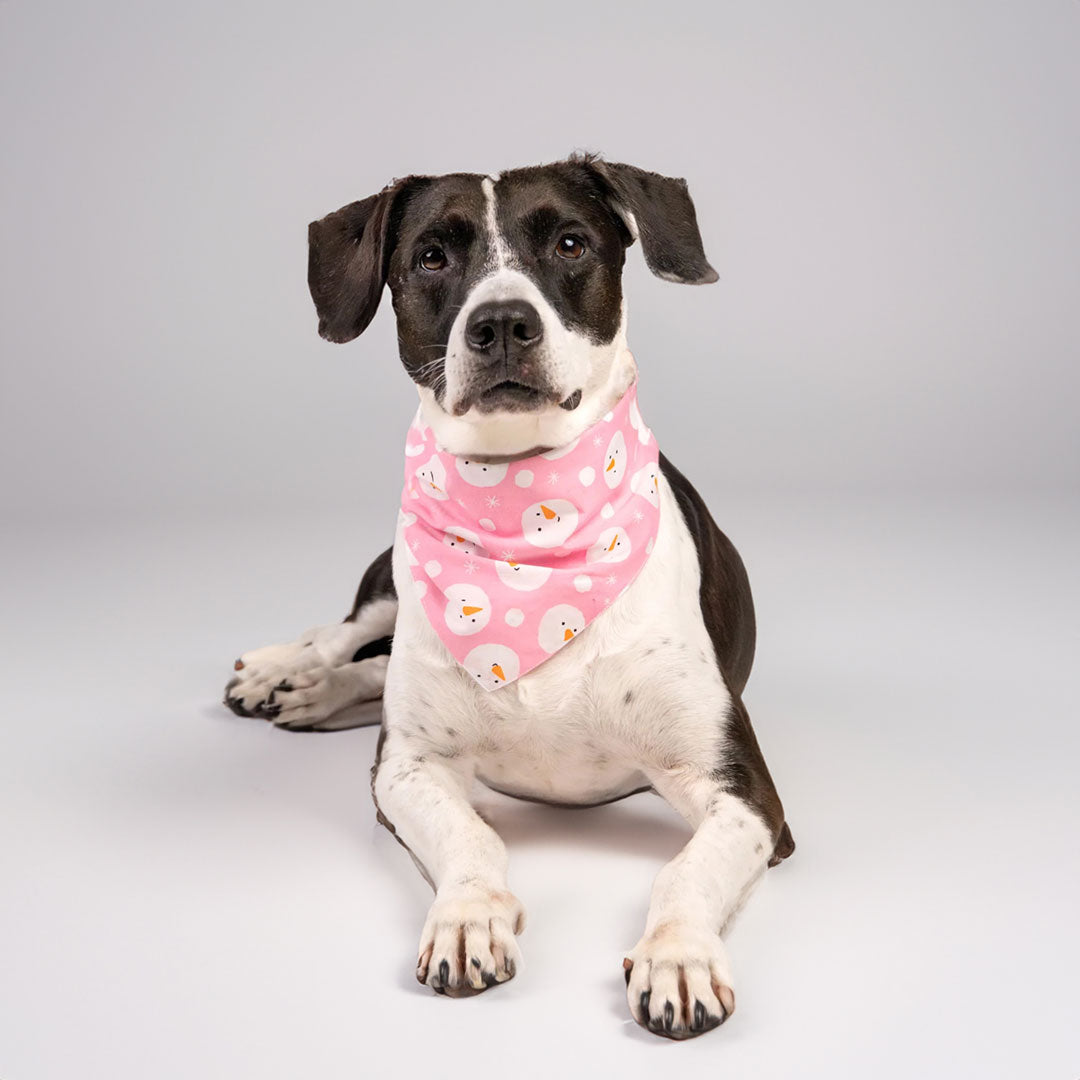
[373,735,525,996]
[624,767,774,1040]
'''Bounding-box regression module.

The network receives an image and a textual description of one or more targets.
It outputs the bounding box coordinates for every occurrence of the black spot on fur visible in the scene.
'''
[352,634,393,663]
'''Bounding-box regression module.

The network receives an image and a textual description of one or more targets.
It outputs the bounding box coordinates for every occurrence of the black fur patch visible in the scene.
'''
[352,635,393,663]
[659,452,794,862]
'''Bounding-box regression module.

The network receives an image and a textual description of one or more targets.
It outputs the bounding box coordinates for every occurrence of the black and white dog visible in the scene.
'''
[224,155,793,1041]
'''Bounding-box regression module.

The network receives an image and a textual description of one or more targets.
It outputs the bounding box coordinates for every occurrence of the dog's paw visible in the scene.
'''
[223,641,322,720]
[415,886,525,997]
[264,658,388,729]
[623,922,735,1040]
[223,625,387,727]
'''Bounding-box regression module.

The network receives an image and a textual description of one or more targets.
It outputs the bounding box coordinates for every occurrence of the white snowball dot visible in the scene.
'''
[479,517,496,532]
[646,537,655,554]
[504,608,525,627]
[578,466,595,487]
[399,511,417,527]
[514,469,534,488]
[573,574,592,593]
[603,411,614,422]
[601,502,615,520]
[413,580,427,598]
[424,560,442,578]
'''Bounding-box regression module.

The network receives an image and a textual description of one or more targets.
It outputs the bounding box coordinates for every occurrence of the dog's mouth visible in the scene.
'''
[453,372,581,417]
[477,380,543,412]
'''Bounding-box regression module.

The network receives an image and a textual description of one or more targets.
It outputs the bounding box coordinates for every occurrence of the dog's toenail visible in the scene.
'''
[663,1001,674,1031]
[693,1001,705,1029]
[438,959,449,986]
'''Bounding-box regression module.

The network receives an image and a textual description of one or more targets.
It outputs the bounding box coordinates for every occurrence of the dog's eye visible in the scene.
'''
[555,235,585,260]
[419,247,447,271]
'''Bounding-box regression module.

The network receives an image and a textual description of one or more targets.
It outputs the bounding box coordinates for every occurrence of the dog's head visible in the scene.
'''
[308,155,716,454]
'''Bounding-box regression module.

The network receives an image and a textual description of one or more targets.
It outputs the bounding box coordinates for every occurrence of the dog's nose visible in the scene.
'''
[465,300,543,358]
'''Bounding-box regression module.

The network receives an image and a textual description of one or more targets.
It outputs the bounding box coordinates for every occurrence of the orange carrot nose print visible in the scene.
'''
[491,663,506,681]
[607,533,619,552]
[540,504,557,520]
[606,457,616,471]
[454,535,465,543]
[508,560,519,568]
[462,605,483,616]
[563,627,575,641]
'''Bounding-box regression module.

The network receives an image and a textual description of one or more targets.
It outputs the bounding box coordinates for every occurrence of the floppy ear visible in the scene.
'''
[588,161,718,285]
[308,182,402,344]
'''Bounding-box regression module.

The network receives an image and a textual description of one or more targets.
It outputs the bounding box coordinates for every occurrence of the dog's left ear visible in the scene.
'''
[308,179,411,344]
[588,161,718,285]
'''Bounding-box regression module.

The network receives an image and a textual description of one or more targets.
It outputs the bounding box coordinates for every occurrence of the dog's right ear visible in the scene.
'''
[308,182,405,344]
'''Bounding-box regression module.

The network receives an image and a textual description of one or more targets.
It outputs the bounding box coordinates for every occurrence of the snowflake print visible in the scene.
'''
[548,470,560,486]
[456,497,468,509]
[463,557,479,575]
[606,573,618,586]
[485,494,502,509]
[500,548,516,561]
[592,434,604,447]
[632,509,644,523]
[410,538,421,552]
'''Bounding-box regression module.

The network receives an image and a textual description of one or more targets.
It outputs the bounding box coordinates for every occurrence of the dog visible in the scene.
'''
[224,154,793,1041]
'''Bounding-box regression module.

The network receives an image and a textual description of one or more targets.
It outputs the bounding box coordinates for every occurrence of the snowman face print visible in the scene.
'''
[537,604,586,653]
[442,527,486,557]
[629,464,661,508]
[416,456,449,500]
[603,430,627,488]
[463,643,521,690]
[494,559,553,591]
[455,457,508,487]
[521,499,579,549]
[587,527,632,564]
[442,584,491,636]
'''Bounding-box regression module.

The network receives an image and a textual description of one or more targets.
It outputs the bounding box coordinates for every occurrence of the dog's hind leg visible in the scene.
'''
[223,546,397,730]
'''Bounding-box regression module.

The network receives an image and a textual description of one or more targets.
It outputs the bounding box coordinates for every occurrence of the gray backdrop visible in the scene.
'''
[3,1,1077,518]
[2,5,1079,1079]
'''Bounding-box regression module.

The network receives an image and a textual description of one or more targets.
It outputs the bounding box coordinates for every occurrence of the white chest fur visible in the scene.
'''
[385,479,732,806]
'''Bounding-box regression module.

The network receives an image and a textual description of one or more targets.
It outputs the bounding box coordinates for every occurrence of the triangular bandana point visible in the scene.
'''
[400,382,661,690]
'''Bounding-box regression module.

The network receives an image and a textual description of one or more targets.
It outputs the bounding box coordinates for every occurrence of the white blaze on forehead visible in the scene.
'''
[481,176,510,271]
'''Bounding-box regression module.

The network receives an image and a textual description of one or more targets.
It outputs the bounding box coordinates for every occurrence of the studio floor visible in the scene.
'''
[2,492,1077,1079]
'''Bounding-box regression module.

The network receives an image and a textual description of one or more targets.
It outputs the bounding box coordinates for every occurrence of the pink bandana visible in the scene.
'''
[399,382,661,690]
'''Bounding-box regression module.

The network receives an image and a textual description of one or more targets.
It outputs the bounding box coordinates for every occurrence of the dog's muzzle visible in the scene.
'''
[455,299,564,415]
